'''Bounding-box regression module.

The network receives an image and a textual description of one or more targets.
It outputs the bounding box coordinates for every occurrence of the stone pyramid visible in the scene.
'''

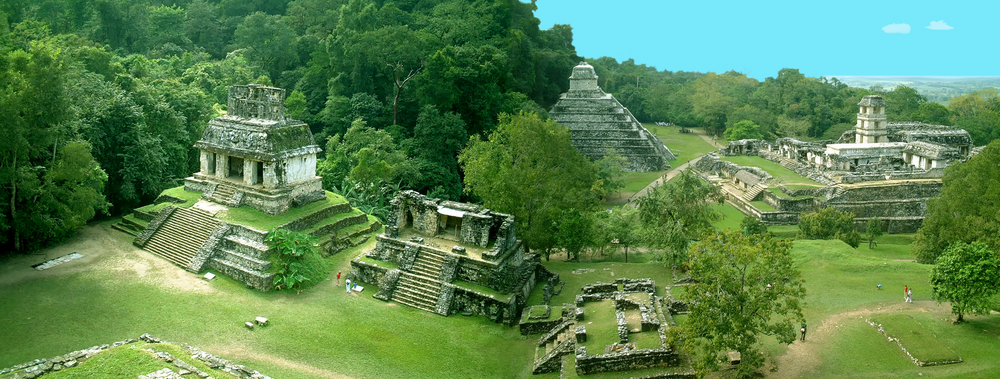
[549,62,675,172]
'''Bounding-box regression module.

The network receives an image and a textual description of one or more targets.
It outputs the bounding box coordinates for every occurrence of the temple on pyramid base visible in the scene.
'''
[548,62,675,172]
[184,85,325,215]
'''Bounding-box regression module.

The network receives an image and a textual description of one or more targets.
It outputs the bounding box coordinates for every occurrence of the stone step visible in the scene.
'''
[222,235,270,258]
[392,286,440,305]
[392,293,437,313]
[111,223,139,236]
[216,248,271,272]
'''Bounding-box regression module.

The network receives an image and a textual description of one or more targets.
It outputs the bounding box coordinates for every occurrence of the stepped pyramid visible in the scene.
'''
[549,62,675,172]
[122,85,381,291]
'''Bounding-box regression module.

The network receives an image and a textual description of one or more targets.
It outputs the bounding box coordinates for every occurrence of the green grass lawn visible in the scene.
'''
[643,124,720,168]
[580,300,617,352]
[869,313,961,364]
[622,170,668,193]
[750,200,775,212]
[38,342,233,379]
[0,224,537,379]
[721,156,822,186]
[218,191,348,231]
[135,186,203,213]
[613,124,721,198]
[710,202,745,231]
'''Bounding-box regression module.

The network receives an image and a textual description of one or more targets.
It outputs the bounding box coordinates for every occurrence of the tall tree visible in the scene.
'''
[681,230,805,377]
[915,140,1000,263]
[931,242,1000,323]
[637,169,723,267]
[460,112,601,255]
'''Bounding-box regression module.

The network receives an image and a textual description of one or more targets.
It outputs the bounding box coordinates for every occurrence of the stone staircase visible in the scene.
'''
[743,184,765,201]
[533,323,576,374]
[391,272,442,313]
[203,231,274,291]
[209,182,241,206]
[143,208,220,269]
[391,249,448,312]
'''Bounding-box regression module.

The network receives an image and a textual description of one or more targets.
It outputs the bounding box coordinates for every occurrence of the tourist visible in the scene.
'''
[337,272,341,286]
[907,288,913,303]
[346,279,352,293]
[904,285,908,302]
[800,323,807,341]
[877,284,882,290]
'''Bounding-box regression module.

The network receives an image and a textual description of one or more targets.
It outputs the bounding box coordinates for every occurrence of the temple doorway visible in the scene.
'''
[228,156,244,179]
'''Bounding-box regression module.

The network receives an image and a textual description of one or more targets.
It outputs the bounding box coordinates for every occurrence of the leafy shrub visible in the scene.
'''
[265,228,328,291]
[798,207,860,248]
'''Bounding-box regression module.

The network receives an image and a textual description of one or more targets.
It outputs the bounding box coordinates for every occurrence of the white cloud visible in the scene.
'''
[926,20,954,30]
[882,23,911,34]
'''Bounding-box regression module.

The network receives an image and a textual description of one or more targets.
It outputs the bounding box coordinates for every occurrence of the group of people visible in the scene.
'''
[877,283,914,303]
[338,271,360,293]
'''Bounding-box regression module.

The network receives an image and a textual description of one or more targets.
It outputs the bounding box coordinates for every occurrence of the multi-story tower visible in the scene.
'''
[855,95,888,143]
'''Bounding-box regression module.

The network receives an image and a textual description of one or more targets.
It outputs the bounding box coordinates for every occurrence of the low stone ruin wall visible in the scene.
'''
[0,334,272,379]
[449,286,520,325]
[276,202,352,232]
[575,348,682,375]
[761,189,822,213]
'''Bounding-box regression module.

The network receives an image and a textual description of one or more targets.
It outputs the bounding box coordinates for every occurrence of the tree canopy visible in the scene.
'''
[681,230,805,377]
[915,140,1000,263]
[930,242,1000,323]
[459,112,601,256]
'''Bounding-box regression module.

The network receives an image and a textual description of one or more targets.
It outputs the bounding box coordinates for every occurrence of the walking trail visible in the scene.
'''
[628,128,726,202]
[770,300,949,379]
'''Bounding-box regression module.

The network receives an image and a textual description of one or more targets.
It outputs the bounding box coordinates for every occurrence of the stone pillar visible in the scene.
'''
[200,151,210,175]
[243,159,255,186]
[263,162,277,189]
[216,154,228,178]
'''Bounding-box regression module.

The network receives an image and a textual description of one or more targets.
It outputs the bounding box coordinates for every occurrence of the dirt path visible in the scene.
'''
[207,345,354,379]
[628,128,725,203]
[770,301,949,379]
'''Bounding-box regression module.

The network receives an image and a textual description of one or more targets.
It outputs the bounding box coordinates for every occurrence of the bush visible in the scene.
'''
[798,207,859,247]
[265,228,328,291]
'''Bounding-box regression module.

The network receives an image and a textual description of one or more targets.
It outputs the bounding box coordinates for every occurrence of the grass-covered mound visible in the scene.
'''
[869,313,962,365]
[217,191,349,231]
[0,340,235,379]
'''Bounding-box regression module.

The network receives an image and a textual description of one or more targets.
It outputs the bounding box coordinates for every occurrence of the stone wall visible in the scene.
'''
[575,348,681,376]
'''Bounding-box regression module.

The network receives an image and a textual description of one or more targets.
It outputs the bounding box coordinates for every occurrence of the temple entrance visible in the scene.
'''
[255,161,264,185]
[438,214,463,240]
[228,156,244,179]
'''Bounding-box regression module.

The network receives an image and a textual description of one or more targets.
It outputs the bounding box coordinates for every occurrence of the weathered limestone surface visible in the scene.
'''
[549,62,675,172]
[185,84,325,215]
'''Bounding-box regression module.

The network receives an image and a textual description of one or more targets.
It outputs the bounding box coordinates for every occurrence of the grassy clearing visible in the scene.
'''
[722,156,821,186]
[581,300,617,352]
[710,202,746,231]
[218,191,348,231]
[135,187,203,213]
[768,187,814,199]
[0,225,538,379]
[870,313,961,364]
[750,200,775,212]
[643,124,720,168]
[622,170,668,193]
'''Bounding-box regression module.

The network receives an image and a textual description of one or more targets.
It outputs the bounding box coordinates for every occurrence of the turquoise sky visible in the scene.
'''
[534,0,998,80]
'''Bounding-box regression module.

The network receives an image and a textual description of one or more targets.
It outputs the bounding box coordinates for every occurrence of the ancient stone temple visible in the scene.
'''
[549,62,675,172]
[184,84,325,215]
[351,191,549,325]
[120,84,382,291]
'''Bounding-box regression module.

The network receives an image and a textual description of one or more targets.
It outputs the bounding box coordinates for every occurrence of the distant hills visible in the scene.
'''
[824,76,1000,103]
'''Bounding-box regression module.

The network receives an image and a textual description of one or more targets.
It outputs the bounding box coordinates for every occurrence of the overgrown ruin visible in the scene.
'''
[549,62,676,172]
[115,85,380,291]
[697,95,979,232]
[351,191,550,325]
[522,278,693,377]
